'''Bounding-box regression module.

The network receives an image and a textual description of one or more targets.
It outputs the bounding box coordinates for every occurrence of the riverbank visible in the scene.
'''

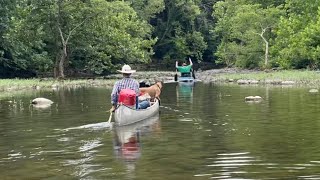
[0,78,117,92]
[1,69,320,94]
[198,68,320,87]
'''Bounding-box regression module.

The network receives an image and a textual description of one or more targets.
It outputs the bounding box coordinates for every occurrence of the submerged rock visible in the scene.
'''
[237,79,259,85]
[32,104,53,109]
[309,89,319,93]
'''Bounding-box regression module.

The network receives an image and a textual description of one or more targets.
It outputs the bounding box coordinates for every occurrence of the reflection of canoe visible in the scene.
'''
[178,76,194,83]
[114,99,160,126]
[115,114,160,143]
[177,81,194,104]
[179,80,195,86]
[114,114,160,161]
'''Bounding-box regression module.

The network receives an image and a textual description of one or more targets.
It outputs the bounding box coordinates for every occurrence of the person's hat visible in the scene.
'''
[117,64,136,74]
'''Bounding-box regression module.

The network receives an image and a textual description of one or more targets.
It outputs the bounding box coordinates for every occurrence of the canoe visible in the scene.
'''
[114,99,160,126]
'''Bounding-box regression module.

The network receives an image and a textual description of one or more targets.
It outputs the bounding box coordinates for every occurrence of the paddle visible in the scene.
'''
[174,69,178,81]
[192,68,196,79]
[107,110,113,123]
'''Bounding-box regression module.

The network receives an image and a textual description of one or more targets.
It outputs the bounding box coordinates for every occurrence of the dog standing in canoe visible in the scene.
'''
[139,81,163,101]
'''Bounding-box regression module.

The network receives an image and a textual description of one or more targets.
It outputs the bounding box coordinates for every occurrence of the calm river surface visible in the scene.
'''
[1,82,320,179]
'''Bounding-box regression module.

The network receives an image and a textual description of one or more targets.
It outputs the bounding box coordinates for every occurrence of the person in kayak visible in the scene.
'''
[176,58,193,77]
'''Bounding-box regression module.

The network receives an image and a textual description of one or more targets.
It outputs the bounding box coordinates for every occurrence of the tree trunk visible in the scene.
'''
[264,41,269,66]
[55,0,90,78]
[56,25,67,79]
[258,27,269,67]
[54,54,60,78]
[53,45,67,79]
[58,44,67,78]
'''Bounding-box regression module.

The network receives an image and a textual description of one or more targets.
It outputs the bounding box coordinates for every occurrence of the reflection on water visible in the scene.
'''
[177,82,194,104]
[113,114,161,178]
[2,84,320,179]
[64,122,112,131]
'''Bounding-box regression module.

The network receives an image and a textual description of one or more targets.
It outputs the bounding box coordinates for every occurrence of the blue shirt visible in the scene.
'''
[111,77,140,105]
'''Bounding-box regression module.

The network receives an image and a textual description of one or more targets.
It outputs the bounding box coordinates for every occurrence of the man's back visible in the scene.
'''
[114,78,139,94]
[177,65,192,73]
[111,77,139,106]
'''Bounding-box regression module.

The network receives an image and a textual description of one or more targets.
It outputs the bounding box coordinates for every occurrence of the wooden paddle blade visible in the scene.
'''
[107,112,113,123]
[174,74,178,81]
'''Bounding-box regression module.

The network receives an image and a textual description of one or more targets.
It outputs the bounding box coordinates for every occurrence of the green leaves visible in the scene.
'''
[272,0,320,69]
[213,0,283,69]
[153,0,208,62]
[83,0,156,73]
[0,0,158,77]
[130,0,165,21]
[3,0,320,76]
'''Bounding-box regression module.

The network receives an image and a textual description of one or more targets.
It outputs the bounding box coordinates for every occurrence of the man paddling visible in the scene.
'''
[110,65,149,112]
[176,58,194,78]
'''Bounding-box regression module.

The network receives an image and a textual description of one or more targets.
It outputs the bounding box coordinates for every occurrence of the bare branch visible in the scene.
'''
[58,25,65,45]
[65,18,87,43]
[65,13,99,44]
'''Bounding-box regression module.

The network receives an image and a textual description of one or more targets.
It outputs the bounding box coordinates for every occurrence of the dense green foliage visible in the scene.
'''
[0,0,319,78]
[213,0,283,68]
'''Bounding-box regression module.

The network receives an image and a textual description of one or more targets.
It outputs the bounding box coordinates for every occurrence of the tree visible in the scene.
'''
[82,0,157,74]
[5,0,157,78]
[128,0,165,22]
[152,0,208,63]
[272,0,320,69]
[213,0,283,68]
[0,0,16,71]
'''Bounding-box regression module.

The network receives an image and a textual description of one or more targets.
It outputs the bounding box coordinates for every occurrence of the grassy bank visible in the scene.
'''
[0,78,116,92]
[207,70,320,86]
[0,71,176,93]
[217,70,317,80]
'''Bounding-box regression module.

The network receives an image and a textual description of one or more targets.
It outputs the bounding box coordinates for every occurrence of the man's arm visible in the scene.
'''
[111,82,118,106]
[176,61,179,68]
[189,58,193,66]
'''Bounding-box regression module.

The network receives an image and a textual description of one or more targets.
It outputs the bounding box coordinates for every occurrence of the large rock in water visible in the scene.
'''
[31,98,54,109]
[32,97,54,105]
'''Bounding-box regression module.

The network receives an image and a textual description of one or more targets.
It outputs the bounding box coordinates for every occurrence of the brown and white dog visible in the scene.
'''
[139,81,163,101]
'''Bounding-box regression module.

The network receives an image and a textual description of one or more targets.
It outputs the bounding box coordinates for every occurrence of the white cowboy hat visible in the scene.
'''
[117,64,136,74]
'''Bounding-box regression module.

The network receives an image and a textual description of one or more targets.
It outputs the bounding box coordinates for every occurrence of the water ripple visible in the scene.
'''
[79,139,103,153]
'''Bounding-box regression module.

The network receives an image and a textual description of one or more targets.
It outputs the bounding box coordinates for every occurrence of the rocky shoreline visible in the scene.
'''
[196,68,320,87]
[108,68,253,83]
[128,68,310,86]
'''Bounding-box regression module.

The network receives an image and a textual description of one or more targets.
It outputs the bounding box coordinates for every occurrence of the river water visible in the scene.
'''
[1,82,320,179]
